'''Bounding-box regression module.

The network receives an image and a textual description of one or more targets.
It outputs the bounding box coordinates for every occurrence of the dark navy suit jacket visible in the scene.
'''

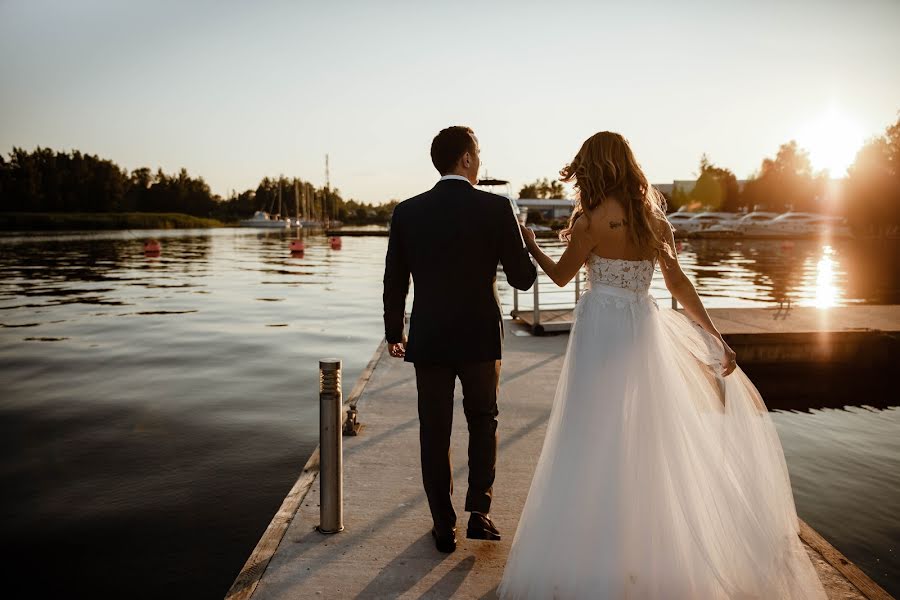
[383,178,537,364]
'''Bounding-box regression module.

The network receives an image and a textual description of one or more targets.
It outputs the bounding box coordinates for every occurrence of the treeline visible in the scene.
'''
[668,113,900,233]
[0,147,396,224]
[519,178,566,199]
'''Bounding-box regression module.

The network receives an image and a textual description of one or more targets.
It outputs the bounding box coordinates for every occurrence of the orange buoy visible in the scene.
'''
[144,239,161,255]
[330,236,342,249]
[290,240,305,253]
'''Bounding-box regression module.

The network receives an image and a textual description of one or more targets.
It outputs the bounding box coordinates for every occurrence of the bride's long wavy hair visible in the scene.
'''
[559,131,672,257]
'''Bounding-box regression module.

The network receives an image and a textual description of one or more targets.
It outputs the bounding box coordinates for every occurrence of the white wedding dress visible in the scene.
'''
[498,255,826,599]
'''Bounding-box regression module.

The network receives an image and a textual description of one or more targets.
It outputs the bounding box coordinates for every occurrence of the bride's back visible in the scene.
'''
[584,198,659,262]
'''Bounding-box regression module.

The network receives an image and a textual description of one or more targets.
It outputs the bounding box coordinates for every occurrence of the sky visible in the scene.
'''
[1,0,899,204]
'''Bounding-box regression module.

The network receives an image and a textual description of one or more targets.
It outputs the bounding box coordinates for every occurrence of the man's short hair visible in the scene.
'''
[430,126,476,175]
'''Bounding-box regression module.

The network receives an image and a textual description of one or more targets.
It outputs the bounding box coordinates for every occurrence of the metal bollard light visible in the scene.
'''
[317,358,344,534]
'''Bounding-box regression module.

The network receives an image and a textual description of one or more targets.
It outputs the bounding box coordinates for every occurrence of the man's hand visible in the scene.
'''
[389,339,407,359]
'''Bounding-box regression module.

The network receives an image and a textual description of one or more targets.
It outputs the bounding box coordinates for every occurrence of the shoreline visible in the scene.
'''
[0,212,225,230]
[0,212,392,231]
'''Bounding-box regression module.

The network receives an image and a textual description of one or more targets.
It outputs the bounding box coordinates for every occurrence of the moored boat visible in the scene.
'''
[238,211,291,228]
[740,212,852,238]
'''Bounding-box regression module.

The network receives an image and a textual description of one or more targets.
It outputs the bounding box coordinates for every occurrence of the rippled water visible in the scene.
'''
[1,228,897,598]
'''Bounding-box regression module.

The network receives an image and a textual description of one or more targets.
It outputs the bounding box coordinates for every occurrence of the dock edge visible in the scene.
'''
[224,338,389,600]
[798,519,894,599]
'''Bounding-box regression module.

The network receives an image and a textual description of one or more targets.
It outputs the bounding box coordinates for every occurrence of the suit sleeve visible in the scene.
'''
[383,206,410,344]
[498,198,537,290]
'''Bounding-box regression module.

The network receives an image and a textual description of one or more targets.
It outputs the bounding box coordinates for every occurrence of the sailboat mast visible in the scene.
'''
[324,154,330,226]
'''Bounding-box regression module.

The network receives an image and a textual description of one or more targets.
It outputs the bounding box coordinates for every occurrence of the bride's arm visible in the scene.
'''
[521,216,594,287]
[657,221,738,375]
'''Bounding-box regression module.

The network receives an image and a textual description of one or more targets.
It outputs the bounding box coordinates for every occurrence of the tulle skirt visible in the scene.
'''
[498,283,826,599]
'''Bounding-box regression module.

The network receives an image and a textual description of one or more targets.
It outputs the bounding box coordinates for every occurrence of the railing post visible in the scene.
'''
[513,286,519,315]
[533,275,540,329]
[317,358,344,534]
[671,296,679,310]
[574,270,581,302]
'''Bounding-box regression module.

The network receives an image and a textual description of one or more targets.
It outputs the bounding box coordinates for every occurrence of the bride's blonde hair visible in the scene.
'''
[559,131,672,257]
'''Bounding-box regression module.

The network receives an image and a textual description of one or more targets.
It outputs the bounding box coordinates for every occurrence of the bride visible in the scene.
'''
[498,132,826,599]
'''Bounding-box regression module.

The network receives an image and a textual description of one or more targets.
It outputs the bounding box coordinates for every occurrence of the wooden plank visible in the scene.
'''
[224,339,389,600]
[799,519,894,600]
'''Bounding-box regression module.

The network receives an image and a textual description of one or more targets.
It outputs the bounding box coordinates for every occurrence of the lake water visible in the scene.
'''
[1,228,898,598]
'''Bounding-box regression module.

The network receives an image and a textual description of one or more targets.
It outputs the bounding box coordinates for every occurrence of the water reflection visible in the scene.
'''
[530,236,900,307]
[814,246,838,308]
[676,238,900,307]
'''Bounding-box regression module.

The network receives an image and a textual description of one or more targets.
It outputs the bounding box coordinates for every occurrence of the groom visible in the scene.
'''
[383,126,537,553]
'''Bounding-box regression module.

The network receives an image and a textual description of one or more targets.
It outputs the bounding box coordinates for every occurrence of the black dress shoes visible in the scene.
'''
[467,512,501,540]
[431,527,457,553]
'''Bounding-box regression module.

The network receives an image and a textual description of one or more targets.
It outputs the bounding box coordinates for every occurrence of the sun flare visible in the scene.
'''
[796,108,865,177]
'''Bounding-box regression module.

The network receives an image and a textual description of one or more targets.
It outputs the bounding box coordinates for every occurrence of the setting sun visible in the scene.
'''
[796,108,866,177]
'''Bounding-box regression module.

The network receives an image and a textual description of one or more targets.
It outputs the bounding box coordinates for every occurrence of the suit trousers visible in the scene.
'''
[413,360,500,533]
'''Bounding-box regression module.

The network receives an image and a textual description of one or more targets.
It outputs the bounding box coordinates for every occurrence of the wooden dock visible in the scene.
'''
[226,321,893,600]
[324,229,561,238]
[325,229,389,237]
[515,304,900,363]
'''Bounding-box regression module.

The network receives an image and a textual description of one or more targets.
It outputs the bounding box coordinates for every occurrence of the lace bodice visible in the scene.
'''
[585,255,655,293]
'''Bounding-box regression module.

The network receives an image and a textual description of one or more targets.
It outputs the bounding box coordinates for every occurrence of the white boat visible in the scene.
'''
[741,212,852,238]
[702,211,781,235]
[673,212,741,235]
[239,211,291,228]
[666,211,698,235]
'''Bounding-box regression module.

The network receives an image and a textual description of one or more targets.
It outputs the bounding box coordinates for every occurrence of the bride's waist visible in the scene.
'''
[584,281,653,302]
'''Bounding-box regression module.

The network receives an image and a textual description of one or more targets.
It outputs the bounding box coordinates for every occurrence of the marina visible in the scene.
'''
[228,325,893,599]
[3,2,898,598]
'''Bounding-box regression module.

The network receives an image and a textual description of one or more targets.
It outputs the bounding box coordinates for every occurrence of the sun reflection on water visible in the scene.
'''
[814,245,838,308]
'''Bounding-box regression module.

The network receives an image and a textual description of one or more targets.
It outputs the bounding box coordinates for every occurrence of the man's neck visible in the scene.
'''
[439,173,473,184]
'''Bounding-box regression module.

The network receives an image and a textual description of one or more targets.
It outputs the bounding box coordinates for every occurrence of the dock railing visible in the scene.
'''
[510,263,678,334]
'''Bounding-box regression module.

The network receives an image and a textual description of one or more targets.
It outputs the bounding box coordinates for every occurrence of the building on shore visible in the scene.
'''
[516,198,575,220]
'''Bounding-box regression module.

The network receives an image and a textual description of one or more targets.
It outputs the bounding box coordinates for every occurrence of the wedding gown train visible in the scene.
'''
[498,255,826,599]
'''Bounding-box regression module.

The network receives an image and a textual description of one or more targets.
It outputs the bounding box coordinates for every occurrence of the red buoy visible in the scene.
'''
[290,240,305,253]
[330,236,342,250]
[144,239,161,255]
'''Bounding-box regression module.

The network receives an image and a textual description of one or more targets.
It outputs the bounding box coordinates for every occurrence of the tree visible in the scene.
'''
[0,146,452,226]
[518,177,566,199]
[844,113,900,234]
[741,141,825,212]
[685,154,741,211]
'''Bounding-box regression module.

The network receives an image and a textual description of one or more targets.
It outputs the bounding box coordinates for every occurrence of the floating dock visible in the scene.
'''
[325,229,389,237]
[514,305,900,362]
[324,229,561,238]
[226,320,893,599]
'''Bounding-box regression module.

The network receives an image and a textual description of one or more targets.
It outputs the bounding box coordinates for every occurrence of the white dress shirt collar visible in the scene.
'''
[438,174,472,184]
